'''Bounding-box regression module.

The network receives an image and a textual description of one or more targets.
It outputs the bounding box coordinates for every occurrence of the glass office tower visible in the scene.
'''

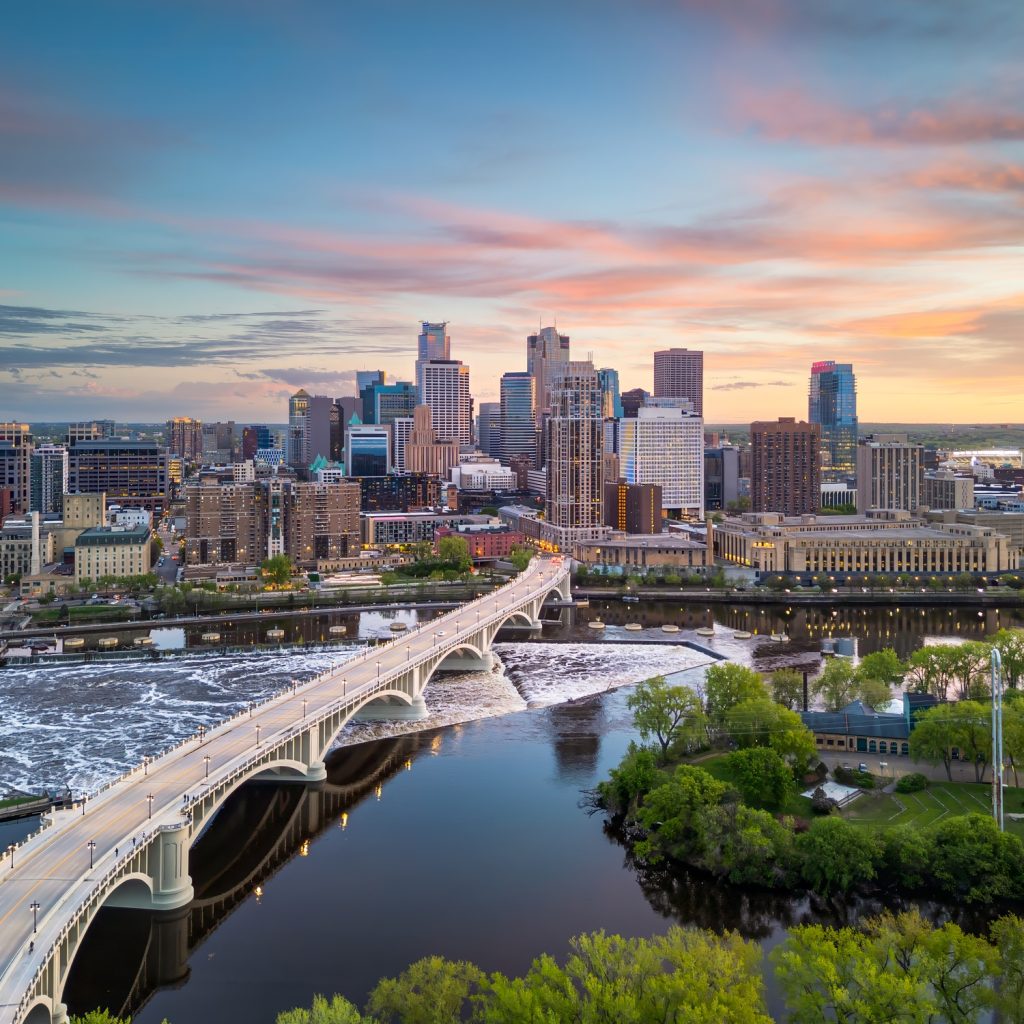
[809,361,858,484]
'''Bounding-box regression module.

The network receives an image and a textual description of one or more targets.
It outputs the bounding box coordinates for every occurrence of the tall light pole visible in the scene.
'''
[302,698,308,719]
[256,724,262,747]
[30,900,40,933]
[992,648,1005,832]
[146,793,154,819]
[204,755,211,779]
[87,840,96,869]
[7,844,15,869]
[143,755,150,777]
[198,723,206,745]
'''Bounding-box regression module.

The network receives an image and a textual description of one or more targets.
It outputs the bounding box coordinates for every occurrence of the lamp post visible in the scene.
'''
[146,793,154,819]
[7,844,15,869]
[198,724,206,745]
[256,724,262,747]
[30,900,40,933]
[87,840,96,869]
[143,755,150,777]
[376,661,380,680]
[302,698,308,719]
[204,755,211,779]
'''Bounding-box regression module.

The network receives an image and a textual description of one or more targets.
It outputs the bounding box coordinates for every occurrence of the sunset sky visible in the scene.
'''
[1,0,1022,423]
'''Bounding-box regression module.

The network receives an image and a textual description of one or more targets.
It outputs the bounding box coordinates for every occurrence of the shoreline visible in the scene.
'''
[575,586,1023,607]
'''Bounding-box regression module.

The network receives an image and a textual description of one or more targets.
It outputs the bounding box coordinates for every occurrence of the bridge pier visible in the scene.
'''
[354,694,428,722]
[435,650,494,673]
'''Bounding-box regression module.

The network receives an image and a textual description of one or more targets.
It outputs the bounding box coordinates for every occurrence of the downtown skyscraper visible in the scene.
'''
[546,361,604,542]
[527,326,570,418]
[417,321,450,362]
[653,348,703,416]
[809,360,858,484]
[416,359,471,445]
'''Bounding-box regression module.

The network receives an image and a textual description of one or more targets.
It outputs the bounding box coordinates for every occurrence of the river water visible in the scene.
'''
[2,600,1019,1021]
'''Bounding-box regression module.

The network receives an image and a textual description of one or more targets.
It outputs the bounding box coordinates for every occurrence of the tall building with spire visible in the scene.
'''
[287,390,310,469]
[527,325,570,418]
[809,360,858,483]
[418,322,450,362]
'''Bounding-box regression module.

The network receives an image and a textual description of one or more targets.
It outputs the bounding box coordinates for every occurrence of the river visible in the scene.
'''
[2,600,1017,1021]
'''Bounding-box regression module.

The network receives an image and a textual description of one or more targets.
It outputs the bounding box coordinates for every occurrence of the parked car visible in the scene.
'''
[858,762,869,772]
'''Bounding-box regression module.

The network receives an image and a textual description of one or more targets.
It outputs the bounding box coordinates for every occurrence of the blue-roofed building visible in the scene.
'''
[801,692,938,757]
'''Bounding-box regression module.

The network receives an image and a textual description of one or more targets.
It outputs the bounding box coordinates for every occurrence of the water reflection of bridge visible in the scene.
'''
[63,734,431,1021]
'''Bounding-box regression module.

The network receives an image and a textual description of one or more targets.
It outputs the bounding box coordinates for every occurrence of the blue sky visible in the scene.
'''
[2,0,1023,422]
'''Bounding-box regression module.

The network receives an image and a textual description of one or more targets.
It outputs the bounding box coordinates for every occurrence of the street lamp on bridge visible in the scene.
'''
[256,724,262,747]
[146,793,154,819]
[198,724,206,745]
[302,698,308,719]
[376,661,381,680]
[7,844,15,869]
[87,840,96,869]
[143,755,150,776]
[30,900,40,933]
[204,755,211,779]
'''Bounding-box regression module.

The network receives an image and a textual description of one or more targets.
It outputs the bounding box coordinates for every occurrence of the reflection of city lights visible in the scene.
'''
[254,884,263,903]
[430,735,442,754]
[404,758,412,771]
[375,784,382,801]
[300,839,310,857]
[340,812,348,829]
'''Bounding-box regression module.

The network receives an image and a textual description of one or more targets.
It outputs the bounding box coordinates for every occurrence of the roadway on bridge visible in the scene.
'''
[0,557,564,1023]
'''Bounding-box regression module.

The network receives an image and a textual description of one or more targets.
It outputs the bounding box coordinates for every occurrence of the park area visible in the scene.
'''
[843,781,1024,840]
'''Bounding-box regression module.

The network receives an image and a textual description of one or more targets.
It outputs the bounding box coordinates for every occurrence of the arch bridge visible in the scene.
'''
[0,556,569,1024]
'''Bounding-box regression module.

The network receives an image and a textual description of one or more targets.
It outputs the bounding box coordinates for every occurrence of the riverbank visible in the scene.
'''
[575,586,1024,607]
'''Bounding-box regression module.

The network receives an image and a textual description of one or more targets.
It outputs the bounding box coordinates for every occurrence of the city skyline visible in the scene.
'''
[2,1,1023,423]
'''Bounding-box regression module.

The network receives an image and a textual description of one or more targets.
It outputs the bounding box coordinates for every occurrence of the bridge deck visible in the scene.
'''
[0,557,566,1024]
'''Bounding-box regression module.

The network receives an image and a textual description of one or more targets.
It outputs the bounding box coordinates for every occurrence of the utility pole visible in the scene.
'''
[992,648,1005,832]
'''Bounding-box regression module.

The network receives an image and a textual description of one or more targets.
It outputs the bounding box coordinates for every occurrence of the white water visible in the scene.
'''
[0,641,715,794]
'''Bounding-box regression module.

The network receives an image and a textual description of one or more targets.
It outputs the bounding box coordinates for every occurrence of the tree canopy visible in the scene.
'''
[627,675,706,760]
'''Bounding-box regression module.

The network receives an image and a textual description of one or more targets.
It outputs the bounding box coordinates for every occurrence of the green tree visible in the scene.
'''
[951,699,992,782]
[856,675,893,710]
[634,765,727,864]
[725,698,817,777]
[878,825,931,891]
[857,648,906,686]
[507,544,532,572]
[627,675,706,760]
[366,956,485,1024]
[925,813,1024,904]
[796,817,878,895]
[277,995,370,1024]
[725,747,791,808]
[597,742,662,814]
[991,629,1024,688]
[908,645,964,701]
[947,641,993,700]
[261,554,294,587]
[769,668,804,710]
[813,658,858,711]
[909,702,961,780]
[482,927,771,1024]
[991,915,1024,1023]
[436,535,471,572]
[700,803,795,887]
[703,663,767,726]
[70,1014,134,1024]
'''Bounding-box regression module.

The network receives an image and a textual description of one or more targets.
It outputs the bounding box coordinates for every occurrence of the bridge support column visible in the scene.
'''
[51,1003,69,1024]
[149,822,194,912]
[435,650,494,673]
[354,694,428,722]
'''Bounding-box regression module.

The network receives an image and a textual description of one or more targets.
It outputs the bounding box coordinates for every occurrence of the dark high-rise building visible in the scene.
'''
[418,322,450,362]
[477,402,502,458]
[653,348,703,416]
[597,367,623,419]
[165,417,203,461]
[357,371,386,425]
[355,475,440,512]
[241,425,273,461]
[704,446,740,512]
[809,360,857,484]
[306,395,335,465]
[500,371,536,465]
[603,479,662,534]
[373,381,418,427]
[201,421,236,463]
[287,389,310,468]
[30,444,69,516]
[70,439,170,516]
[620,388,649,419]
[751,418,820,516]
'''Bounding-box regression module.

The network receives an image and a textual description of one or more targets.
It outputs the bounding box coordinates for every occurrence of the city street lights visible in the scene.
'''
[302,698,308,719]
[198,724,206,745]
[87,840,96,869]
[146,793,154,819]
[256,724,262,747]
[376,661,381,680]
[30,900,39,933]
[204,755,211,779]
[143,755,150,777]
[7,844,15,869]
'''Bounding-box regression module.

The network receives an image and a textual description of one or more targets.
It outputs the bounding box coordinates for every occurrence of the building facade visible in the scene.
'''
[652,348,703,416]
[716,510,1018,576]
[74,524,152,583]
[165,417,203,462]
[704,446,740,512]
[0,423,33,512]
[603,480,662,534]
[404,405,459,477]
[418,321,450,362]
[477,402,502,458]
[751,418,821,516]
[614,406,704,517]
[809,360,858,484]
[499,371,537,466]
[416,359,472,444]
[70,440,169,517]
[856,434,923,513]
[356,475,440,513]
[923,470,974,511]
[345,424,391,476]
[527,326,570,417]
[287,389,310,469]
[30,444,69,516]
[597,367,623,419]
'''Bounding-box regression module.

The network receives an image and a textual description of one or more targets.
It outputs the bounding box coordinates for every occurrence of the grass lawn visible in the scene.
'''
[0,794,41,810]
[31,605,134,624]
[844,782,1024,840]
[693,753,814,818]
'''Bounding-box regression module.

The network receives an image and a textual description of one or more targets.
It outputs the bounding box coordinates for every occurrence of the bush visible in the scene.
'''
[810,786,837,815]
[832,766,875,789]
[895,772,929,793]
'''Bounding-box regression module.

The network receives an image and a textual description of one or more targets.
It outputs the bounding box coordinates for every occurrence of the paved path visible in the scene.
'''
[0,557,566,1023]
